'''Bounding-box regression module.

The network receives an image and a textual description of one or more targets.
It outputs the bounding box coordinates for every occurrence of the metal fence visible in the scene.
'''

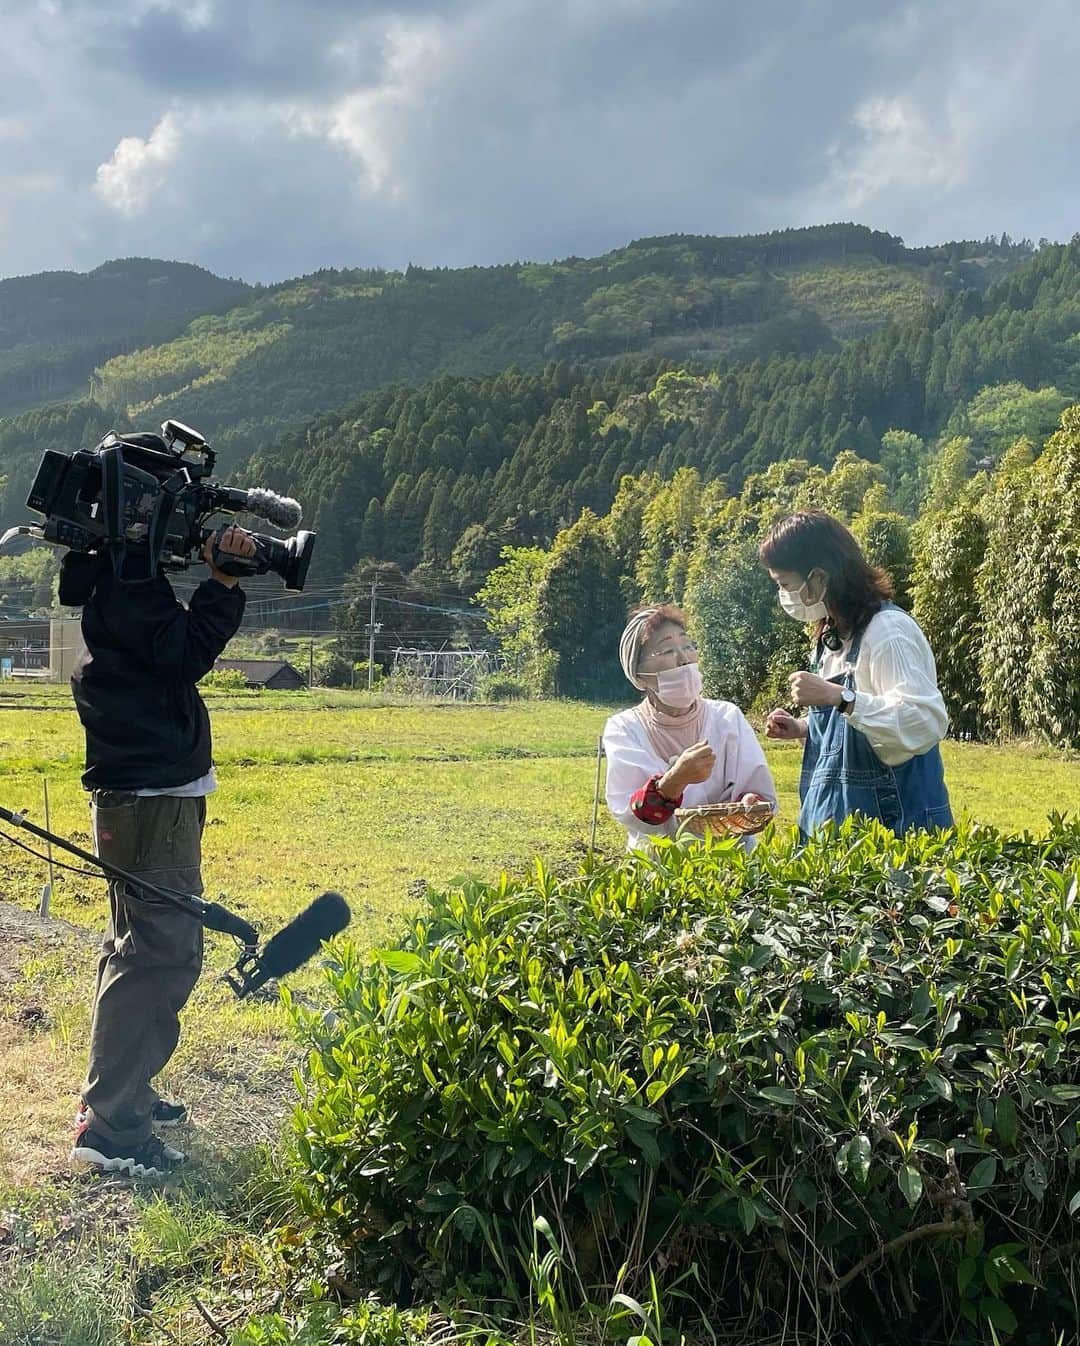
[388,648,504,700]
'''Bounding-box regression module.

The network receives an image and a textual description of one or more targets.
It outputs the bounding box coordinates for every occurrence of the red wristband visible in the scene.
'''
[630,774,683,824]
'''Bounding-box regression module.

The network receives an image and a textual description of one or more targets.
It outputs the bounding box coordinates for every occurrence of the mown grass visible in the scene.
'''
[2,688,1077,943]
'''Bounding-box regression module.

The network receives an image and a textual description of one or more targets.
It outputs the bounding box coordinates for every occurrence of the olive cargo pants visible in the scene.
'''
[81,792,206,1149]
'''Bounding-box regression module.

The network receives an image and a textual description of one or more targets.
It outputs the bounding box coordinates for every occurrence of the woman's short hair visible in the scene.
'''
[759,510,892,634]
[619,604,690,689]
[635,603,688,649]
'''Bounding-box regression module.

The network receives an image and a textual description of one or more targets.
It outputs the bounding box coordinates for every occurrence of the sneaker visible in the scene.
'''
[71,1127,186,1178]
[75,1097,190,1130]
[150,1098,190,1129]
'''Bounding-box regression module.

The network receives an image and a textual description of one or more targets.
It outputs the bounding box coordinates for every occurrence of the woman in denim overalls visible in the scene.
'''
[759,511,953,837]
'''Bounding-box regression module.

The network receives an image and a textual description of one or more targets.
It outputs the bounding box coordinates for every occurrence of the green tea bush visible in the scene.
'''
[293,819,1080,1344]
[230,1300,430,1346]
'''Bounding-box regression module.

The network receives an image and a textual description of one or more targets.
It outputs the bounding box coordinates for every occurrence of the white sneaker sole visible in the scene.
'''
[70,1143,181,1178]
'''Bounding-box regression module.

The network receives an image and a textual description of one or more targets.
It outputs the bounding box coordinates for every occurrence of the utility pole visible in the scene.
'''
[366,578,381,691]
[308,638,314,689]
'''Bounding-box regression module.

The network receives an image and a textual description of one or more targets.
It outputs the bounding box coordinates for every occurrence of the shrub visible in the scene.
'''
[231,1301,430,1346]
[200,668,249,690]
[478,673,530,702]
[293,818,1080,1345]
[352,660,384,691]
[312,651,352,688]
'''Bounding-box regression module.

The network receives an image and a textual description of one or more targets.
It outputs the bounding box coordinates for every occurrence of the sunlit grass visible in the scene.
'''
[0,690,1077,1342]
[1,691,1076,946]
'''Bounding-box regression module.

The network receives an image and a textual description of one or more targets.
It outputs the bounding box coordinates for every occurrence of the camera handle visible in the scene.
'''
[0,525,48,552]
[207,531,261,578]
[0,804,257,945]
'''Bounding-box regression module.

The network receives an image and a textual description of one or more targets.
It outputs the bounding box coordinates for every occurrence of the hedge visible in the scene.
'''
[292,817,1080,1344]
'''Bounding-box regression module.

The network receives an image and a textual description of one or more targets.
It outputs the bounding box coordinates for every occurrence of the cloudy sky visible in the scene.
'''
[1,0,1077,282]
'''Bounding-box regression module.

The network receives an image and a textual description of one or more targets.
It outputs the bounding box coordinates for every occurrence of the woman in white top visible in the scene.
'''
[760,510,952,836]
[603,604,778,852]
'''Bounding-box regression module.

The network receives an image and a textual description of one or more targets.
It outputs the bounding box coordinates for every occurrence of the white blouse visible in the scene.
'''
[816,606,949,767]
[603,698,778,852]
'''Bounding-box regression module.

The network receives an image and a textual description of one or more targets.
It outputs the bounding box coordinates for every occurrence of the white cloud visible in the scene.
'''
[95,113,181,216]
[792,1,1080,245]
[0,0,1078,280]
[326,17,435,199]
[815,95,964,214]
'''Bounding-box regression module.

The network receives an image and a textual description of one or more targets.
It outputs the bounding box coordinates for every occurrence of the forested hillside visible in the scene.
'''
[243,237,1080,588]
[0,225,1029,540]
[87,227,1024,463]
[0,259,251,416]
[0,224,1057,641]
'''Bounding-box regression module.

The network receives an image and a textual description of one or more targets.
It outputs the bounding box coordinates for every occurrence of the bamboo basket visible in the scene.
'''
[675,800,775,838]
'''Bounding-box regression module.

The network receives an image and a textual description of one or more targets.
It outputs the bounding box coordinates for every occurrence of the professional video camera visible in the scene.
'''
[0,418,316,590]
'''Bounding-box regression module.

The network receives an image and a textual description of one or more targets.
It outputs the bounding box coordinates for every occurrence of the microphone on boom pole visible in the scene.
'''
[0,805,351,998]
[225,891,351,998]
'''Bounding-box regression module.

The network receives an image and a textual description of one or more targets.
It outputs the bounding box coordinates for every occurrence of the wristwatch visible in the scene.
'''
[839,688,856,715]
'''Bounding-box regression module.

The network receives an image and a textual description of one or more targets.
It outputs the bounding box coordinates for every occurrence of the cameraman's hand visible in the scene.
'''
[204,526,256,589]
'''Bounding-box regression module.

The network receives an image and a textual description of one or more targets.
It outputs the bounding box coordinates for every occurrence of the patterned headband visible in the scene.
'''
[618,607,660,691]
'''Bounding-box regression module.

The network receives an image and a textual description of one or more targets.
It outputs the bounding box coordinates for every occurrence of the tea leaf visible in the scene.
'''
[898,1164,923,1208]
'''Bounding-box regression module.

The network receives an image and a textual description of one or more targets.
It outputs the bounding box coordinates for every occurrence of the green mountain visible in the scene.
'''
[0,258,252,416]
[244,237,1078,588]
[0,225,1044,601]
[74,226,1031,463]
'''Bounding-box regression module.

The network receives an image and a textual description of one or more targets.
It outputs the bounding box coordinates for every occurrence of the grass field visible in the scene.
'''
[0,687,1077,1342]
[3,687,1077,942]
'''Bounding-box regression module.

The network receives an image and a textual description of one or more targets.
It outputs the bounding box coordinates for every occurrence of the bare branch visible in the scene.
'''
[192,1296,230,1342]
[823,1219,972,1295]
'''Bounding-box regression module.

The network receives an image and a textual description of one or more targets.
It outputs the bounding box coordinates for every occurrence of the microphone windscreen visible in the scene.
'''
[257,891,351,981]
[244,487,303,530]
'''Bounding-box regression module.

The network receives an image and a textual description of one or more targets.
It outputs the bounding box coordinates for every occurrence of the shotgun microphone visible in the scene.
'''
[226,891,351,998]
[0,805,350,998]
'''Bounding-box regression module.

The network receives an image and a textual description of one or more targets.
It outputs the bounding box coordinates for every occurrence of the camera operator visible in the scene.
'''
[66,525,255,1178]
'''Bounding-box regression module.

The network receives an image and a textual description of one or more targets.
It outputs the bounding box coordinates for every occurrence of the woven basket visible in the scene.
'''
[675,800,775,838]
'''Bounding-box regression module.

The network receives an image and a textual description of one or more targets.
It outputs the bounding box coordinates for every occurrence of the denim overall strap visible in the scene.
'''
[798,625,902,837]
[798,615,953,837]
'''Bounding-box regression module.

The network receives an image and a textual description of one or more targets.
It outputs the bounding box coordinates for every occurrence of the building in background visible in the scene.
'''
[50,616,84,684]
[0,616,83,682]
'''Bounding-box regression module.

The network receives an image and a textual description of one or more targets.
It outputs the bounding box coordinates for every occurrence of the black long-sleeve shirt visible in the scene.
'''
[71,564,245,790]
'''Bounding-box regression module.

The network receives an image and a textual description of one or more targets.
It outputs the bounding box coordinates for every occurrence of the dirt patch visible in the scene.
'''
[0,900,295,1191]
[0,900,95,990]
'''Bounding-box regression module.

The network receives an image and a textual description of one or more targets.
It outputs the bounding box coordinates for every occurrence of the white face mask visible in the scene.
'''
[654,661,703,708]
[778,574,828,623]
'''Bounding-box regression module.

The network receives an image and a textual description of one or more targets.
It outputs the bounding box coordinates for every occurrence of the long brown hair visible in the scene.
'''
[759,511,892,636]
